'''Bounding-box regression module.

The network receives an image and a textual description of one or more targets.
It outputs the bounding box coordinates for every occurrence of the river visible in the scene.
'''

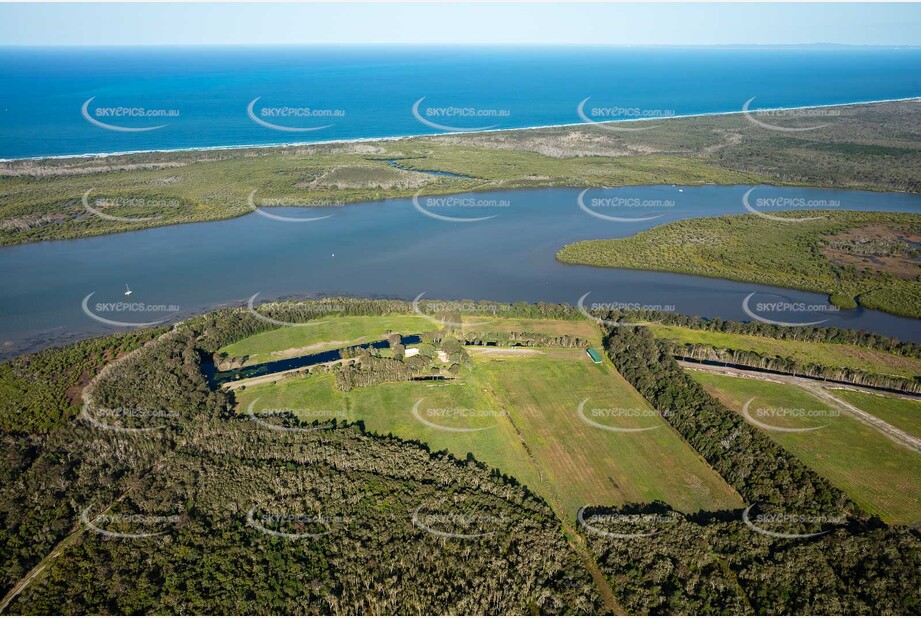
[1,184,920,359]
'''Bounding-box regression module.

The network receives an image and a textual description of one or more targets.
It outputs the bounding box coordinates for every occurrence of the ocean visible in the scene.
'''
[1,45,920,159]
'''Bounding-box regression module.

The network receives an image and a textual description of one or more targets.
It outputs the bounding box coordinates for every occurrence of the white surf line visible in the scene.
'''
[4,96,919,163]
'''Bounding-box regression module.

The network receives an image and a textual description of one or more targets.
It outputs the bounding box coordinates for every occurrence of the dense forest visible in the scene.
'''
[1,320,598,614]
[582,502,920,615]
[591,322,920,614]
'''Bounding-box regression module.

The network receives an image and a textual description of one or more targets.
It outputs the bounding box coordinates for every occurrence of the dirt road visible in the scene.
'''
[680,361,921,455]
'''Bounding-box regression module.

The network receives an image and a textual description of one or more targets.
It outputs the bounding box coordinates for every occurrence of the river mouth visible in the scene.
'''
[1,184,920,359]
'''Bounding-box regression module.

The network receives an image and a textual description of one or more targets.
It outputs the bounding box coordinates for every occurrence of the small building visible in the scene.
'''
[404,348,420,358]
[586,348,603,364]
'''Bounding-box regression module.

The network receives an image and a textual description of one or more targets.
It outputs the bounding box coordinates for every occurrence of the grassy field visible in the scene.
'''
[460,317,603,343]
[650,324,921,379]
[690,370,921,525]
[558,210,921,319]
[833,389,921,439]
[472,357,741,515]
[217,315,435,367]
[3,99,920,245]
[233,352,741,518]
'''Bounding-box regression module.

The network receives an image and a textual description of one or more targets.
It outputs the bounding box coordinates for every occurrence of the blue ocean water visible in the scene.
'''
[1,46,920,159]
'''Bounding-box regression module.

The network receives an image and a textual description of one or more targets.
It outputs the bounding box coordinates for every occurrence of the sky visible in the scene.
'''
[0,2,919,47]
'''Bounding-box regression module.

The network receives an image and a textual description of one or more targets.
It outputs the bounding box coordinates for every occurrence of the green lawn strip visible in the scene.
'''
[690,370,921,525]
[650,323,921,379]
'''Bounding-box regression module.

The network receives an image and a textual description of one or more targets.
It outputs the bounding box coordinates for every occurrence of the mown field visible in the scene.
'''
[650,323,921,379]
[232,323,741,518]
[460,316,603,343]
[690,370,921,525]
[558,210,921,319]
[833,389,921,439]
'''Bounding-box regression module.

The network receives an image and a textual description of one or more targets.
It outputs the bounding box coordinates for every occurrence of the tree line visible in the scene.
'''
[672,341,921,394]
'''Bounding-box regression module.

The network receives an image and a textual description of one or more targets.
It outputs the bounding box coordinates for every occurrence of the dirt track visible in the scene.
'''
[680,361,921,455]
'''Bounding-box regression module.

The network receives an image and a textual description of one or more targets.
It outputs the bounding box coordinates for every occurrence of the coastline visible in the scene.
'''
[3,95,919,164]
